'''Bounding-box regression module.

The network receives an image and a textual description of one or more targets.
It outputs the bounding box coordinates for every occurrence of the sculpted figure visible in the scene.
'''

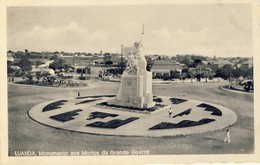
[124,51,138,75]
[134,42,147,74]
[123,25,147,75]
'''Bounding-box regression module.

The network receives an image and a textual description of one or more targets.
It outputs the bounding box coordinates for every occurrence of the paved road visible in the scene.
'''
[8,81,254,155]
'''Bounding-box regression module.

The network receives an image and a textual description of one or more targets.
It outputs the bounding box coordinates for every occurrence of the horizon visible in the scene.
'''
[8,49,253,59]
[7,4,253,58]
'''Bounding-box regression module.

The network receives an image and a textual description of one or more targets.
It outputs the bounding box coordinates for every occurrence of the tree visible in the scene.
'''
[47,76,56,85]
[105,61,113,65]
[180,72,188,83]
[216,64,234,88]
[146,57,154,71]
[8,66,15,75]
[26,72,33,83]
[18,58,32,72]
[188,69,197,83]
[84,67,91,74]
[189,58,203,67]
[104,53,111,63]
[176,55,192,66]
[240,65,253,79]
[7,61,15,75]
[170,70,180,79]
[50,55,58,60]
[49,59,66,71]
[35,60,44,68]
[36,72,41,82]
[208,63,218,79]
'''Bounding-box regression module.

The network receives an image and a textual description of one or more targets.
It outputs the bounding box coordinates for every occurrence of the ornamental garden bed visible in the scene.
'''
[149,118,215,130]
[75,99,102,105]
[172,108,191,118]
[86,117,139,129]
[96,102,166,112]
[87,111,119,120]
[42,100,68,112]
[169,98,187,104]
[76,95,115,99]
[197,103,222,116]
[50,109,82,122]
[153,97,163,103]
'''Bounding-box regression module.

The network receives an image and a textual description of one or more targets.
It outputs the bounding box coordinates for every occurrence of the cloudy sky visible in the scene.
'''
[7,4,253,57]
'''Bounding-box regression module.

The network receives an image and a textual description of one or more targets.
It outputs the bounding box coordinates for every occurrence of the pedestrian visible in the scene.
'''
[168,108,172,118]
[224,129,231,143]
[182,91,185,96]
[78,91,80,97]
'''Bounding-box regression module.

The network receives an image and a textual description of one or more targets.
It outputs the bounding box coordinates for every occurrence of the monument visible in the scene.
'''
[108,27,155,109]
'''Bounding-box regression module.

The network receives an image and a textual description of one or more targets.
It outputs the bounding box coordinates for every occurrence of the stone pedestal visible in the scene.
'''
[108,72,155,109]
[108,33,155,109]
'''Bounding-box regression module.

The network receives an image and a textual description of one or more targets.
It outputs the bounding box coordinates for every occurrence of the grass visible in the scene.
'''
[172,108,191,118]
[86,117,139,129]
[197,103,222,116]
[149,118,215,130]
[75,99,101,105]
[87,111,119,120]
[169,98,187,104]
[50,109,82,122]
[42,100,68,112]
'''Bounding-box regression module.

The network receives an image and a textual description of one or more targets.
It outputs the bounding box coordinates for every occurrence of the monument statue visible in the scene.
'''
[108,26,155,109]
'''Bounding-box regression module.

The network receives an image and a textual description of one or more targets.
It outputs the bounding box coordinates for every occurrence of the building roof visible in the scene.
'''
[31,67,54,73]
[38,60,54,68]
[151,60,182,72]
[7,56,14,61]
[10,66,21,70]
[217,59,233,67]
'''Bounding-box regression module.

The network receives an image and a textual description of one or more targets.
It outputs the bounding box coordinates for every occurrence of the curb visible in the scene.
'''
[221,86,254,95]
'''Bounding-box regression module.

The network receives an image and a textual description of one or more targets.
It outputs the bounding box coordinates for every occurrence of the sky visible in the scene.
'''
[7,4,253,57]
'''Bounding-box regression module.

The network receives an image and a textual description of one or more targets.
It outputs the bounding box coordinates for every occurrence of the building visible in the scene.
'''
[10,66,21,71]
[216,59,233,68]
[38,60,54,68]
[151,60,183,77]
[7,51,14,62]
[30,67,55,76]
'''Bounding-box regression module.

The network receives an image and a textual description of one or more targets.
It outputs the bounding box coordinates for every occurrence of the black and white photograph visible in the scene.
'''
[1,0,259,164]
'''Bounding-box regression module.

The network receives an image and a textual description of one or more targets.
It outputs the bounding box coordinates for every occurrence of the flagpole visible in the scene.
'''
[140,24,144,44]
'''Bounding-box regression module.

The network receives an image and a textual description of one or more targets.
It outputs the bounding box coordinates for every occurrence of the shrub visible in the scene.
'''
[86,117,139,129]
[87,111,118,120]
[50,109,82,122]
[197,103,222,116]
[149,118,215,130]
[43,100,68,112]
